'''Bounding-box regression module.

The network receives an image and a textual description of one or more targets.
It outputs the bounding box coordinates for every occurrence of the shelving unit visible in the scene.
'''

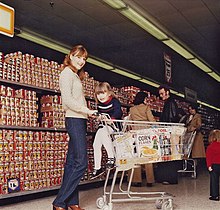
[0,50,219,198]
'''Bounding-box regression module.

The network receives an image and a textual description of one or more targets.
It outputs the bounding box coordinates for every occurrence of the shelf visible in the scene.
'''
[0,78,60,95]
[0,125,66,132]
[0,178,104,200]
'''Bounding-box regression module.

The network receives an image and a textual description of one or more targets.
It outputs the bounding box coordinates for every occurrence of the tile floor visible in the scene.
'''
[0,164,219,210]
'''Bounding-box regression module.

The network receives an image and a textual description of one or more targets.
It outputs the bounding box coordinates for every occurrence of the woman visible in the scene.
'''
[128,91,156,187]
[186,104,206,159]
[53,45,97,210]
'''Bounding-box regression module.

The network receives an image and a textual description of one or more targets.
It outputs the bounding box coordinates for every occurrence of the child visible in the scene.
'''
[206,129,220,201]
[92,82,123,177]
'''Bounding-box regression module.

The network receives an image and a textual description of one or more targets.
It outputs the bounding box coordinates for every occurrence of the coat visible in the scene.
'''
[186,113,206,158]
[129,103,155,122]
[128,103,156,184]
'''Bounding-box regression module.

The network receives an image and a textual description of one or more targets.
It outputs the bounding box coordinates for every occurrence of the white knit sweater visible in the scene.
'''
[59,66,93,119]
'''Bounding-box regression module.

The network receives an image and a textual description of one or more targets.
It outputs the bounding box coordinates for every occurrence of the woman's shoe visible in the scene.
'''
[209,196,219,201]
[68,205,85,210]
[53,205,66,210]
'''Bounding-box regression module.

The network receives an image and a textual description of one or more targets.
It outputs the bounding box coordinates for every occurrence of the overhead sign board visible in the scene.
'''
[184,87,197,103]
[0,2,14,37]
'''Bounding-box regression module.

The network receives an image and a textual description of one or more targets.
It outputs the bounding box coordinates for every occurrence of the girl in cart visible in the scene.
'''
[92,82,123,178]
[206,129,220,201]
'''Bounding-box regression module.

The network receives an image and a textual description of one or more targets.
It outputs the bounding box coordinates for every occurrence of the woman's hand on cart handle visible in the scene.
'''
[88,110,99,118]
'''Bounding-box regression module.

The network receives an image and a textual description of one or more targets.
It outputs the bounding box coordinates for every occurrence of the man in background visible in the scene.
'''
[156,84,180,184]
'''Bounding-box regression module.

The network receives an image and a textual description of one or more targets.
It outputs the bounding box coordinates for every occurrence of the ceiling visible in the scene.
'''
[1,0,220,107]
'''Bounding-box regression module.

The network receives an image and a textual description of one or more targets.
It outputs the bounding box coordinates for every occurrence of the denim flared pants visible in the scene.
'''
[53,117,88,208]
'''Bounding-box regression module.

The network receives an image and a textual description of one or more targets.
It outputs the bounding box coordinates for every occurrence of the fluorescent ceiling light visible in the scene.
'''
[121,8,169,40]
[208,71,220,82]
[103,0,168,41]
[139,78,159,88]
[198,100,220,112]
[17,30,70,54]
[102,0,126,9]
[189,58,213,73]
[163,39,194,60]
[170,90,184,98]
[87,57,114,70]
[111,68,142,80]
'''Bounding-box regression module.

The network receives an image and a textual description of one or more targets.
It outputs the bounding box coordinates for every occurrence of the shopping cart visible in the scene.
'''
[95,116,191,210]
[177,131,197,178]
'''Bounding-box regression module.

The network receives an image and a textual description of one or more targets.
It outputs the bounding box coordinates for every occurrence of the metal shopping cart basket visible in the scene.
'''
[95,116,192,210]
[177,131,197,178]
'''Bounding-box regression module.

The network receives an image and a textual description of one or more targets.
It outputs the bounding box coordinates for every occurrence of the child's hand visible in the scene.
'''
[208,166,213,171]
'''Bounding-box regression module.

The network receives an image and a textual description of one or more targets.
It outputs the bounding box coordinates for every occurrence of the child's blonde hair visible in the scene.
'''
[94,82,116,103]
[208,129,220,143]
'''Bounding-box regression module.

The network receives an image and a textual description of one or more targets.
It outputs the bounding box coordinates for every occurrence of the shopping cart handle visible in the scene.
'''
[92,111,101,116]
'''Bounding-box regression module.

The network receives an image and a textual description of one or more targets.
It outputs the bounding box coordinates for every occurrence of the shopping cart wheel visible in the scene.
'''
[96,197,105,209]
[155,199,163,209]
[102,204,110,210]
[162,199,173,210]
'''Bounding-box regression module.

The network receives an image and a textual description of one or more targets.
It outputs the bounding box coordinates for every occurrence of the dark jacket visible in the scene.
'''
[160,97,179,123]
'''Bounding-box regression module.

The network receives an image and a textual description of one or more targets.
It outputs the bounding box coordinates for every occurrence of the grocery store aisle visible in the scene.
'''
[0,165,219,210]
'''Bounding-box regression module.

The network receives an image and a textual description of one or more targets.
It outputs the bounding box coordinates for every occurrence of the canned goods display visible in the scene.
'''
[0,130,69,193]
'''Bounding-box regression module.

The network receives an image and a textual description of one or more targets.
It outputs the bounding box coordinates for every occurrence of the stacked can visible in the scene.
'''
[0,85,39,127]
[40,95,65,128]
[3,52,62,91]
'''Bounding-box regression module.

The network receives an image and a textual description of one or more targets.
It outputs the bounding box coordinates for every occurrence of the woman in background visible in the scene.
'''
[186,104,206,159]
[128,91,156,187]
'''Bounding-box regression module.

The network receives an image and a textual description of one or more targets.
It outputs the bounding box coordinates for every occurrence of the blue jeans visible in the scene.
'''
[53,117,88,208]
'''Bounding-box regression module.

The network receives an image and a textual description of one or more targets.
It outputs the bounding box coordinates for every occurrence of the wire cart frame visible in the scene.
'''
[95,116,195,210]
[177,131,197,178]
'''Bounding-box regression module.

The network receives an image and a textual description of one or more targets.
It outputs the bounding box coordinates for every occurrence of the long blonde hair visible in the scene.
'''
[208,129,220,143]
[94,82,116,103]
[63,45,88,73]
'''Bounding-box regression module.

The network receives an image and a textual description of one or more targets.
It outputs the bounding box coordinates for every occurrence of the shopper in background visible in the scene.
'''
[206,129,220,201]
[186,103,206,160]
[92,82,123,178]
[53,45,97,210]
[127,91,156,187]
[159,85,179,123]
[156,84,180,185]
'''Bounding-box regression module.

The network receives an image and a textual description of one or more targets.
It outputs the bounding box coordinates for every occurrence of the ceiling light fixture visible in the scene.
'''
[111,68,142,80]
[208,71,220,82]
[102,0,220,83]
[87,57,114,70]
[16,29,219,111]
[17,30,70,54]
[103,0,168,41]
[162,39,194,60]
[189,58,213,73]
